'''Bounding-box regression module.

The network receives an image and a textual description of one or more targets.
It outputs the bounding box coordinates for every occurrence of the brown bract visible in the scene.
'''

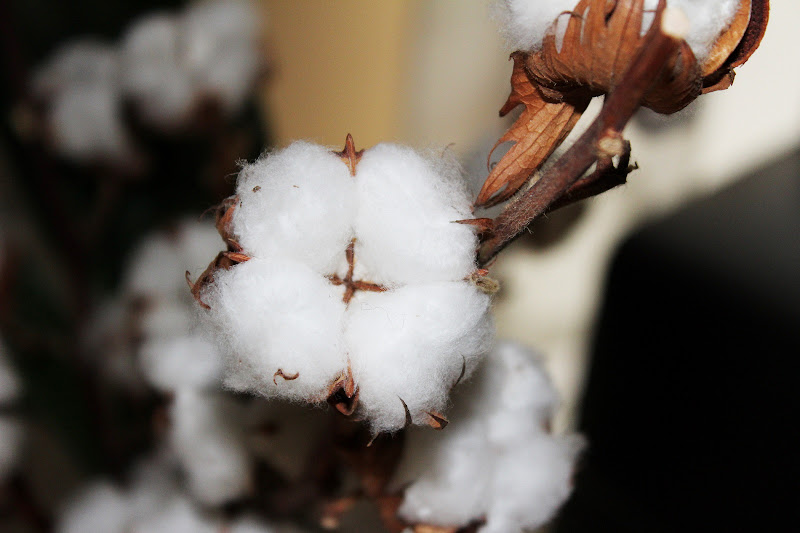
[476,0,769,209]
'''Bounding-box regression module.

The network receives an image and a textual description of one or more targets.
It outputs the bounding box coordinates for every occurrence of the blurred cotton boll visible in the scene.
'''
[0,341,23,481]
[394,341,583,532]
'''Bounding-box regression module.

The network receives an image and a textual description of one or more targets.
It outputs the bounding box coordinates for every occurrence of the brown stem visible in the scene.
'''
[478,4,683,266]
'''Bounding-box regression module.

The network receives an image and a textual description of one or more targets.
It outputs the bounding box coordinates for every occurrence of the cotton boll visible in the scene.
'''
[396,419,491,527]
[204,258,347,402]
[482,434,584,533]
[354,144,478,285]
[139,335,222,392]
[31,40,118,98]
[396,341,582,532]
[233,142,356,274]
[57,482,131,533]
[120,13,195,127]
[124,219,222,300]
[181,0,262,113]
[664,0,740,62]
[170,390,252,506]
[138,299,193,340]
[132,496,219,533]
[50,82,132,163]
[492,0,579,52]
[126,452,182,522]
[345,282,493,432]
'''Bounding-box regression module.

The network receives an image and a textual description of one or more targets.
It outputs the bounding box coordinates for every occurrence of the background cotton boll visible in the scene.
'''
[492,0,579,52]
[0,418,23,480]
[31,40,118,98]
[353,144,477,284]
[139,335,222,392]
[233,142,356,274]
[181,0,262,113]
[345,282,493,432]
[482,434,584,533]
[57,482,131,533]
[205,258,347,401]
[137,299,193,340]
[120,13,195,127]
[132,496,219,533]
[49,83,132,163]
[124,220,222,299]
[170,390,252,506]
[126,452,182,522]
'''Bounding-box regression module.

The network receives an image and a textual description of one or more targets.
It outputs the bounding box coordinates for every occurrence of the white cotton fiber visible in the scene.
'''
[120,13,195,127]
[139,335,222,392]
[170,390,252,505]
[57,482,131,533]
[50,82,132,162]
[353,144,477,285]
[346,282,494,432]
[31,40,118,98]
[496,0,741,61]
[395,341,583,532]
[203,258,347,401]
[643,0,740,62]
[181,0,262,113]
[493,0,579,52]
[132,496,219,533]
[124,219,222,301]
[233,142,356,274]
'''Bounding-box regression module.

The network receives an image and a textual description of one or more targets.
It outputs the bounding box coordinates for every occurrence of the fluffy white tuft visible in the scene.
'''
[492,0,578,52]
[170,390,252,505]
[181,0,262,113]
[346,282,494,432]
[203,258,347,401]
[353,144,477,284]
[203,141,493,430]
[233,142,356,274]
[120,13,194,127]
[139,335,222,392]
[496,0,741,60]
[57,482,131,533]
[395,341,584,532]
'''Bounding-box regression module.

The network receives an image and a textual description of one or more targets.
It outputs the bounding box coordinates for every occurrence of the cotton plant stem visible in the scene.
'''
[478,7,688,266]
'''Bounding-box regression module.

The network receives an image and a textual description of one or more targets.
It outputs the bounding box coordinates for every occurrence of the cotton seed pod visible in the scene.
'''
[192,136,496,434]
[478,0,769,207]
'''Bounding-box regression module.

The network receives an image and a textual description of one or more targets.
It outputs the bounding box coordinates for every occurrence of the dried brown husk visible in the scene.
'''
[476,0,768,208]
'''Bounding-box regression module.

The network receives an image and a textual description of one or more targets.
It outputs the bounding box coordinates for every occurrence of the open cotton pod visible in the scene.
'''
[479,0,769,207]
[192,136,495,434]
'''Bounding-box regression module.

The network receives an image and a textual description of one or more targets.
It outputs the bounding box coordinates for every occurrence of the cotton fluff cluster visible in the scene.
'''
[393,342,584,532]
[202,141,494,433]
[30,0,262,161]
[495,0,741,62]
[123,219,252,506]
[57,455,296,533]
[31,40,133,163]
[0,341,23,481]
[120,0,262,126]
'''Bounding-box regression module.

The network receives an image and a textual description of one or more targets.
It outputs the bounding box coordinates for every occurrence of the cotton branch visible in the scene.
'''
[478,7,689,266]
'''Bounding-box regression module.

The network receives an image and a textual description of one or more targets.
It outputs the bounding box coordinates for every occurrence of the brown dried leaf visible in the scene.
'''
[475,53,589,208]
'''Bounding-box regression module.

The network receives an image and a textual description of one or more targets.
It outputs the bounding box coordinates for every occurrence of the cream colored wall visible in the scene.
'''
[258,0,800,431]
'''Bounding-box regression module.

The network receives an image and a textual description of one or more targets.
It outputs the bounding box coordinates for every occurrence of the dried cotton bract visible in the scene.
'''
[197,138,495,433]
[393,342,584,532]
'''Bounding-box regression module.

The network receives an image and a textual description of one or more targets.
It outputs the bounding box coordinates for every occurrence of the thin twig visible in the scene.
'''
[478,4,685,265]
